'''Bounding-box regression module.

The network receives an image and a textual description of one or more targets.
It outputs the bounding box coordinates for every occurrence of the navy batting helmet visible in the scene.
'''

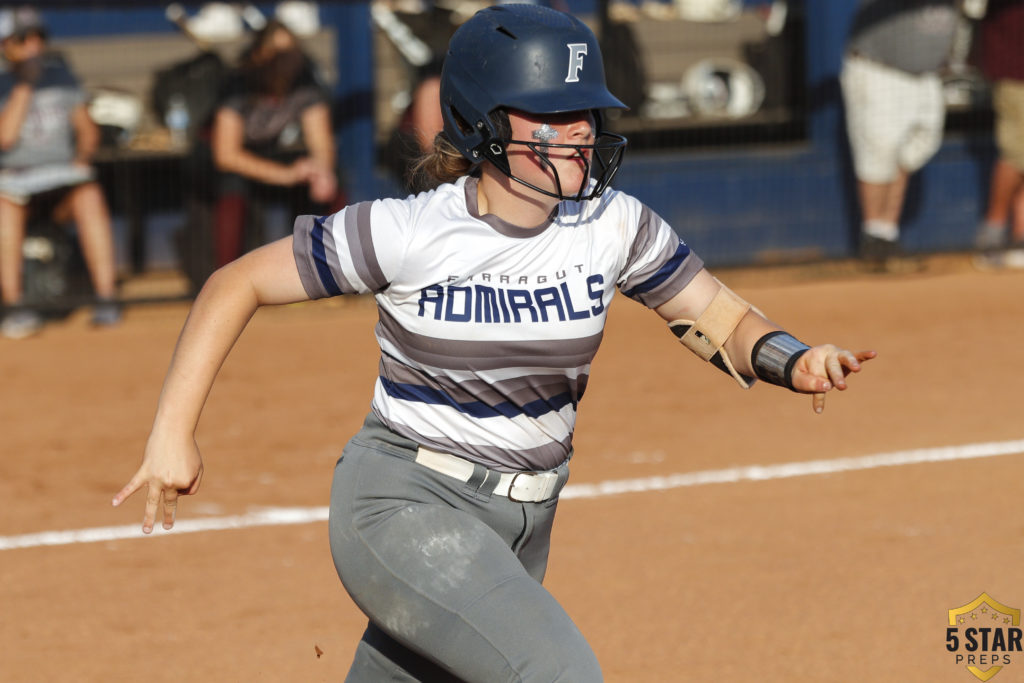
[440,4,628,201]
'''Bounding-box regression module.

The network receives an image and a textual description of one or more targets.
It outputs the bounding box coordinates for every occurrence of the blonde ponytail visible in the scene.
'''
[408,133,475,192]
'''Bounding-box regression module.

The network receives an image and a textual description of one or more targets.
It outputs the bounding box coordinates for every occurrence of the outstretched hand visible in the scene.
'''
[111,432,204,533]
[789,346,876,414]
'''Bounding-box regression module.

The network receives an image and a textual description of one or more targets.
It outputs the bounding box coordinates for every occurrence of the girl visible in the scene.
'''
[114,5,874,681]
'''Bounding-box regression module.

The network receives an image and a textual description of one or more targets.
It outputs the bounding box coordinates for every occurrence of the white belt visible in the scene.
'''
[414,446,561,503]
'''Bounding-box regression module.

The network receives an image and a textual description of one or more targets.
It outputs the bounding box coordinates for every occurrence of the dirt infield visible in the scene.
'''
[3,257,1024,682]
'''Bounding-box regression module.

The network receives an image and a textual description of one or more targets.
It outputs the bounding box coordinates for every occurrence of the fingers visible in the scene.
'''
[111,469,165,534]
[186,466,203,496]
[143,483,162,535]
[832,349,878,386]
[826,352,850,390]
[289,159,313,184]
[118,479,195,534]
[796,347,877,413]
[792,370,831,394]
[855,349,878,363]
[111,473,145,508]
[114,436,203,534]
[163,489,179,530]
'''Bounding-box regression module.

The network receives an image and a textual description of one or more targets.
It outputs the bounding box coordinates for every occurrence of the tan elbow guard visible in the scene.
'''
[668,285,756,388]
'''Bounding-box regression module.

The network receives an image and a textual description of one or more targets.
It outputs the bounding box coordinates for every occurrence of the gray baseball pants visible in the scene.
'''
[329,413,602,682]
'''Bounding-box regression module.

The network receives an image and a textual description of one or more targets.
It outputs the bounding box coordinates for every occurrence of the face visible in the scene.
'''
[255,26,298,63]
[506,110,597,198]
[2,31,43,62]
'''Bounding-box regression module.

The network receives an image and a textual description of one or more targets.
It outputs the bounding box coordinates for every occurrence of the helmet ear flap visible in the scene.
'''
[441,70,497,162]
[481,140,510,175]
[480,108,512,174]
[443,96,513,173]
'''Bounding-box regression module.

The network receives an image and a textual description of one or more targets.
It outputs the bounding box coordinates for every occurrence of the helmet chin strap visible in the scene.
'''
[514,143,583,201]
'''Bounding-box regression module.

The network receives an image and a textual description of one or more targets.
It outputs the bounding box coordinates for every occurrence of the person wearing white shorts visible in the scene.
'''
[840,0,959,267]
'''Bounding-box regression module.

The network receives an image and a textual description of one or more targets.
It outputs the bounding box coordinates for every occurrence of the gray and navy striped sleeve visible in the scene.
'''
[618,204,703,308]
[292,199,407,299]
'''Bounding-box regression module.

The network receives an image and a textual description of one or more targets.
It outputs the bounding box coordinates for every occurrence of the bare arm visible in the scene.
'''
[0,83,33,150]
[300,102,335,171]
[70,103,99,164]
[656,268,876,412]
[298,103,339,203]
[112,236,311,532]
[211,107,309,186]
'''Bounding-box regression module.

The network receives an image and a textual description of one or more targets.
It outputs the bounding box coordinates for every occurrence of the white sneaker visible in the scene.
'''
[1,309,43,339]
[1002,248,1024,269]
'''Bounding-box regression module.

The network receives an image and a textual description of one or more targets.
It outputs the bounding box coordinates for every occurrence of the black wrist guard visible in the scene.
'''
[751,331,810,391]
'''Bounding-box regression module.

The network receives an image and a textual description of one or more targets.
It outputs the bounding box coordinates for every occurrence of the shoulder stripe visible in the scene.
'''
[311,215,343,296]
[293,213,359,298]
[622,240,691,298]
[292,215,329,298]
[626,203,660,268]
[319,213,358,294]
[345,201,389,292]
[639,250,704,308]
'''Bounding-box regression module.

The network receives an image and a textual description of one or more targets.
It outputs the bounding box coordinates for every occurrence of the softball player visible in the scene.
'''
[114,5,875,681]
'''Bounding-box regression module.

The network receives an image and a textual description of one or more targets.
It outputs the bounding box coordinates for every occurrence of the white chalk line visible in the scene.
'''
[3,438,1023,552]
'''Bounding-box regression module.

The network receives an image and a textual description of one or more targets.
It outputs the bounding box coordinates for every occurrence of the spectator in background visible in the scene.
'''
[210,18,344,267]
[381,60,444,195]
[840,0,960,270]
[0,5,120,339]
[973,0,1024,258]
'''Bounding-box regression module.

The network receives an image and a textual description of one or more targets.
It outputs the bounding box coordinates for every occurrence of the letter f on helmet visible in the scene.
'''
[565,43,587,83]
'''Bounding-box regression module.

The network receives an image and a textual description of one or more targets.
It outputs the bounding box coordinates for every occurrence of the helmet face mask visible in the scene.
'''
[491,128,627,202]
[440,4,628,201]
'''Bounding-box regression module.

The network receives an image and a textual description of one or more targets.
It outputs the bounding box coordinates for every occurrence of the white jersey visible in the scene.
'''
[292,176,703,472]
